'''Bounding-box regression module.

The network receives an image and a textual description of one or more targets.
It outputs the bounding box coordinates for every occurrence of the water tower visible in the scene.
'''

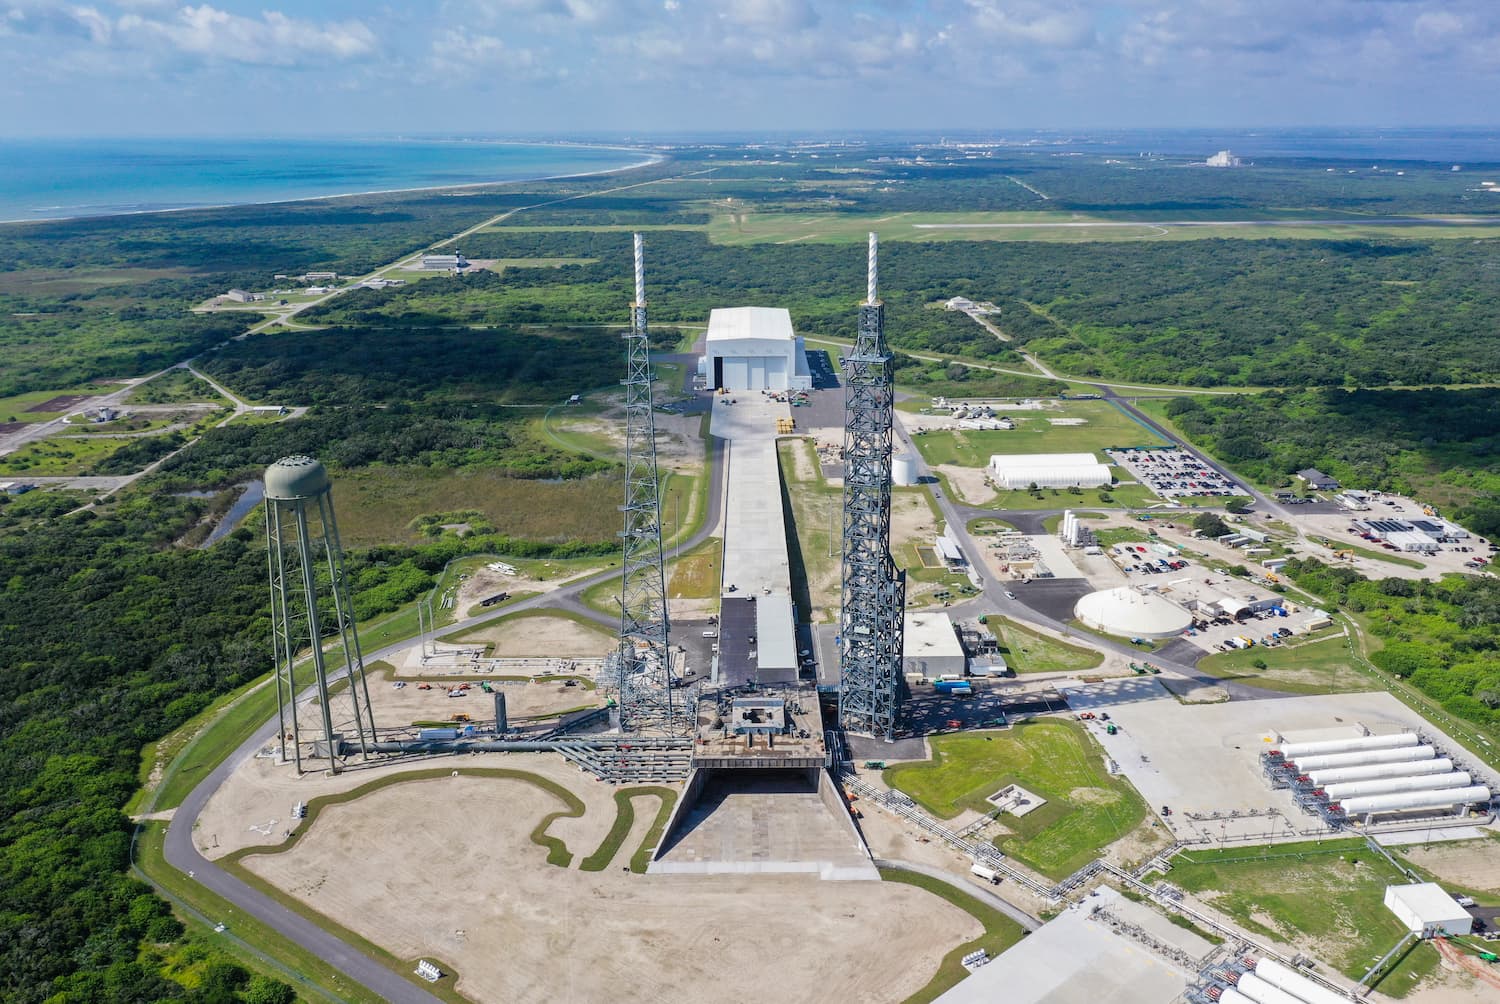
[264,455,377,773]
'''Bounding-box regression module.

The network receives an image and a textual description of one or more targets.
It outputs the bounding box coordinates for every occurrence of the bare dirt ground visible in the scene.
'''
[358,667,601,728]
[1398,837,1500,896]
[242,773,980,1004]
[453,562,601,618]
[939,463,999,506]
[452,615,615,659]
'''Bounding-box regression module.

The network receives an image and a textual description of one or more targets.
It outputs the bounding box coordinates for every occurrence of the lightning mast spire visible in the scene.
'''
[837,233,906,738]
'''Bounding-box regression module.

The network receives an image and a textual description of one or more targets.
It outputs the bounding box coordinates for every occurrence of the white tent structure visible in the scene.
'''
[1074,586,1193,639]
[700,306,812,391]
[988,452,1112,490]
[1384,883,1474,936]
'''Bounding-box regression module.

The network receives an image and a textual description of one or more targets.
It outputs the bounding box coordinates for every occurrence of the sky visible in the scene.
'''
[3,0,1498,137]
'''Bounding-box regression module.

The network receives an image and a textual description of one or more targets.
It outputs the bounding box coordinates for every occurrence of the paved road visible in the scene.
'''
[874,858,1042,932]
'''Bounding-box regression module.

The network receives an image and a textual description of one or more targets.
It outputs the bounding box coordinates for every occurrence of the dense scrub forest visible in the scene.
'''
[1159,388,1500,537]
[1282,559,1500,732]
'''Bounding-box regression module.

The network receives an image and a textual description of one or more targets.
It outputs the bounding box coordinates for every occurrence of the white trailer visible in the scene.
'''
[1338,785,1491,818]
[1234,971,1306,1004]
[1278,732,1419,759]
[1253,958,1353,1004]
[970,864,1001,884]
[1305,758,1453,787]
[1322,772,1471,801]
[1289,745,1435,773]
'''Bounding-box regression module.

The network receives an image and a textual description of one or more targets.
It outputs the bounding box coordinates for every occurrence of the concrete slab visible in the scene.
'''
[1028,534,1085,579]
[937,887,1190,1004]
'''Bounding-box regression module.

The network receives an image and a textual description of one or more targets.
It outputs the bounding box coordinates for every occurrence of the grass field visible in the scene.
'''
[911,402,1166,468]
[884,721,1147,879]
[877,868,1029,1004]
[0,433,141,475]
[331,466,619,547]
[1197,632,1376,695]
[667,536,722,599]
[705,210,1500,246]
[0,384,120,422]
[128,368,227,405]
[1167,840,1439,995]
[973,483,1160,511]
[986,618,1104,674]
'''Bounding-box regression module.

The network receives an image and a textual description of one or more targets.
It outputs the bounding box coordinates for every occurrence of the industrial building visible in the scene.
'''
[1189,956,1356,1004]
[420,253,469,270]
[902,611,965,679]
[698,307,813,392]
[1297,468,1340,491]
[1074,586,1193,639]
[1260,732,1493,827]
[988,452,1112,490]
[1383,883,1474,937]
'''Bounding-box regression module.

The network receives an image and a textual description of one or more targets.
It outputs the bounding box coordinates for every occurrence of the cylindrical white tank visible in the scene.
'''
[1290,745,1434,773]
[1306,758,1453,786]
[1218,989,1258,1004]
[1278,732,1419,759]
[1235,972,1306,1004]
[891,453,918,486]
[1254,958,1353,1004]
[1339,785,1491,817]
[1323,772,1471,801]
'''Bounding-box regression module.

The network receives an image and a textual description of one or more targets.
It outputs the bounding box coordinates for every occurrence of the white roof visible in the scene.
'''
[707,306,795,343]
[903,612,965,660]
[721,438,790,595]
[1384,883,1471,925]
[1075,587,1193,639]
[989,452,1101,471]
[755,593,798,670]
[1387,531,1436,547]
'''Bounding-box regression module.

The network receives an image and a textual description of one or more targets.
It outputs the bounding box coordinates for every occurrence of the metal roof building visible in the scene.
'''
[700,306,812,391]
[988,452,1111,490]
[1383,883,1474,936]
[902,611,966,678]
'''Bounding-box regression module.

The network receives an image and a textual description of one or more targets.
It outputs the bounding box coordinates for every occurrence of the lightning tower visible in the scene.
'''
[264,455,378,773]
[838,233,906,738]
[614,234,685,733]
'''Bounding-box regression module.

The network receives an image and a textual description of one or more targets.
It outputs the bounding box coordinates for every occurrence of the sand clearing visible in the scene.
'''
[454,615,615,659]
[243,774,980,1004]
[937,464,999,506]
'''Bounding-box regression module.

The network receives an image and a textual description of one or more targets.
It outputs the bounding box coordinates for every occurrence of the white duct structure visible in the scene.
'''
[1278,732,1419,759]
[1235,972,1307,1004]
[1305,758,1453,786]
[1322,772,1471,801]
[1338,785,1491,817]
[1218,990,1258,1004]
[1290,745,1435,773]
[1253,958,1353,1004]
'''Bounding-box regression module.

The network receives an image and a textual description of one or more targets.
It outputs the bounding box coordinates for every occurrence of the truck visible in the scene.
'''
[970,864,1001,885]
[934,680,973,697]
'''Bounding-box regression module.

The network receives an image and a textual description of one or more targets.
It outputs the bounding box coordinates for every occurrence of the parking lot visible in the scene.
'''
[1107,447,1241,500]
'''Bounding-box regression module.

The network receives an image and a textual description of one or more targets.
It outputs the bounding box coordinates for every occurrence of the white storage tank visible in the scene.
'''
[1253,958,1352,1004]
[1278,732,1419,759]
[1235,972,1305,1004]
[1306,758,1453,786]
[1218,989,1257,1004]
[1323,772,1471,801]
[1290,745,1435,773]
[892,453,919,486]
[1338,785,1491,818]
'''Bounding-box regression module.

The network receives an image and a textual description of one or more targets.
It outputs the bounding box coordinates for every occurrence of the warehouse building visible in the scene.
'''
[988,452,1112,490]
[1387,530,1439,553]
[1384,883,1474,937]
[1297,468,1340,491]
[699,307,812,392]
[902,611,966,679]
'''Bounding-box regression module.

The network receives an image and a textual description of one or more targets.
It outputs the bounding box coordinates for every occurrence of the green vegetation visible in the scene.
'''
[987,618,1105,674]
[1149,388,1500,537]
[910,401,1165,467]
[581,787,678,873]
[129,368,226,405]
[1197,632,1374,695]
[983,483,1159,510]
[667,536,722,599]
[1167,840,1439,993]
[884,721,1146,878]
[877,867,1028,1004]
[0,432,147,475]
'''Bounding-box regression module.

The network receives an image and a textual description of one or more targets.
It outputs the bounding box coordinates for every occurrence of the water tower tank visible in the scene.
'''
[892,453,918,486]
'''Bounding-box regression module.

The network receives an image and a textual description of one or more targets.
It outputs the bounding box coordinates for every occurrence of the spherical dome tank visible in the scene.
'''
[264,455,330,500]
[1074,586,1192,639]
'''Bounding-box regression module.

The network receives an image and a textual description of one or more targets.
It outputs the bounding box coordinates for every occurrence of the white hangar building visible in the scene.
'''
[699,307,813,392]
[989,452,1112,490]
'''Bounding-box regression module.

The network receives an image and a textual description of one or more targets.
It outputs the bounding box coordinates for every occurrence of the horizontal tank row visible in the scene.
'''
[1304,757,1453,786]
[1321,771,1471,801]
[1195,956,1355,1004]
[1276,731,1419,760]
[1338,784,1491,817]
[1287,744,1433,773]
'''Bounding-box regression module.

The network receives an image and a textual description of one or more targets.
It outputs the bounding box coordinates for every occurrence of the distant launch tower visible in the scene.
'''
[614,234,687,733]
[264,455,377,773]
[838,234,906,738]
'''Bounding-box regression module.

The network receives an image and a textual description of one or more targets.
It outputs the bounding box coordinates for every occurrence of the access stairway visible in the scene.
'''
[551,736,694,784]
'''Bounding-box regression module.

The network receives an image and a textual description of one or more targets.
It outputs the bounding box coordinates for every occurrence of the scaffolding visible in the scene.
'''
[614,234,691,734]
[837,233,906,738]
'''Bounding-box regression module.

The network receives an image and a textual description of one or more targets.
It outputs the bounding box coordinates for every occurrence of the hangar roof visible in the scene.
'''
[707,306,795,343]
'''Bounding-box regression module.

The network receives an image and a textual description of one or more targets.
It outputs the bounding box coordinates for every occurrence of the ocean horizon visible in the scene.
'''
[0,138,656,224]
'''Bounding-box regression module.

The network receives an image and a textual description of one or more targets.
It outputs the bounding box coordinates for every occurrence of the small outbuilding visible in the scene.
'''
[1297,468,1340,491]
[903,611,966,679]
[1383,883,1473,937]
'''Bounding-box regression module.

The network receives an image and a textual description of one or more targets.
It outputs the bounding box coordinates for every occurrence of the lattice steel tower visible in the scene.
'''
[614,234,685,733]
[264,455,377,773]
[838,233,907,738]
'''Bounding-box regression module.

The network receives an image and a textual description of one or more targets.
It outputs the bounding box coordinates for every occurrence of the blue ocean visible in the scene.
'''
[0,138,654,223]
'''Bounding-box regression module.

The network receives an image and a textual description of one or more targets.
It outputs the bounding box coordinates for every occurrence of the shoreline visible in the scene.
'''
[1,143,666,227]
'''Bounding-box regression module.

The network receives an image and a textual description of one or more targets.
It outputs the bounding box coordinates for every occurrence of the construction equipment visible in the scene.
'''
[449,713,471,723]
[864,760,887,770]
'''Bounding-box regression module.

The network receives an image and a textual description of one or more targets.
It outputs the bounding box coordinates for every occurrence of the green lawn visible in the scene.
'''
[1197,632,1377,695]
[0,384,119,423]
[978,483,1160,510]
[884,721,1147,879]
[1168,840,1439,995]
[910,402,1166,467]
[0,433,143,475]
[877,868,1029,1004]
[987,618,1104,674]
[667,536,722,600]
